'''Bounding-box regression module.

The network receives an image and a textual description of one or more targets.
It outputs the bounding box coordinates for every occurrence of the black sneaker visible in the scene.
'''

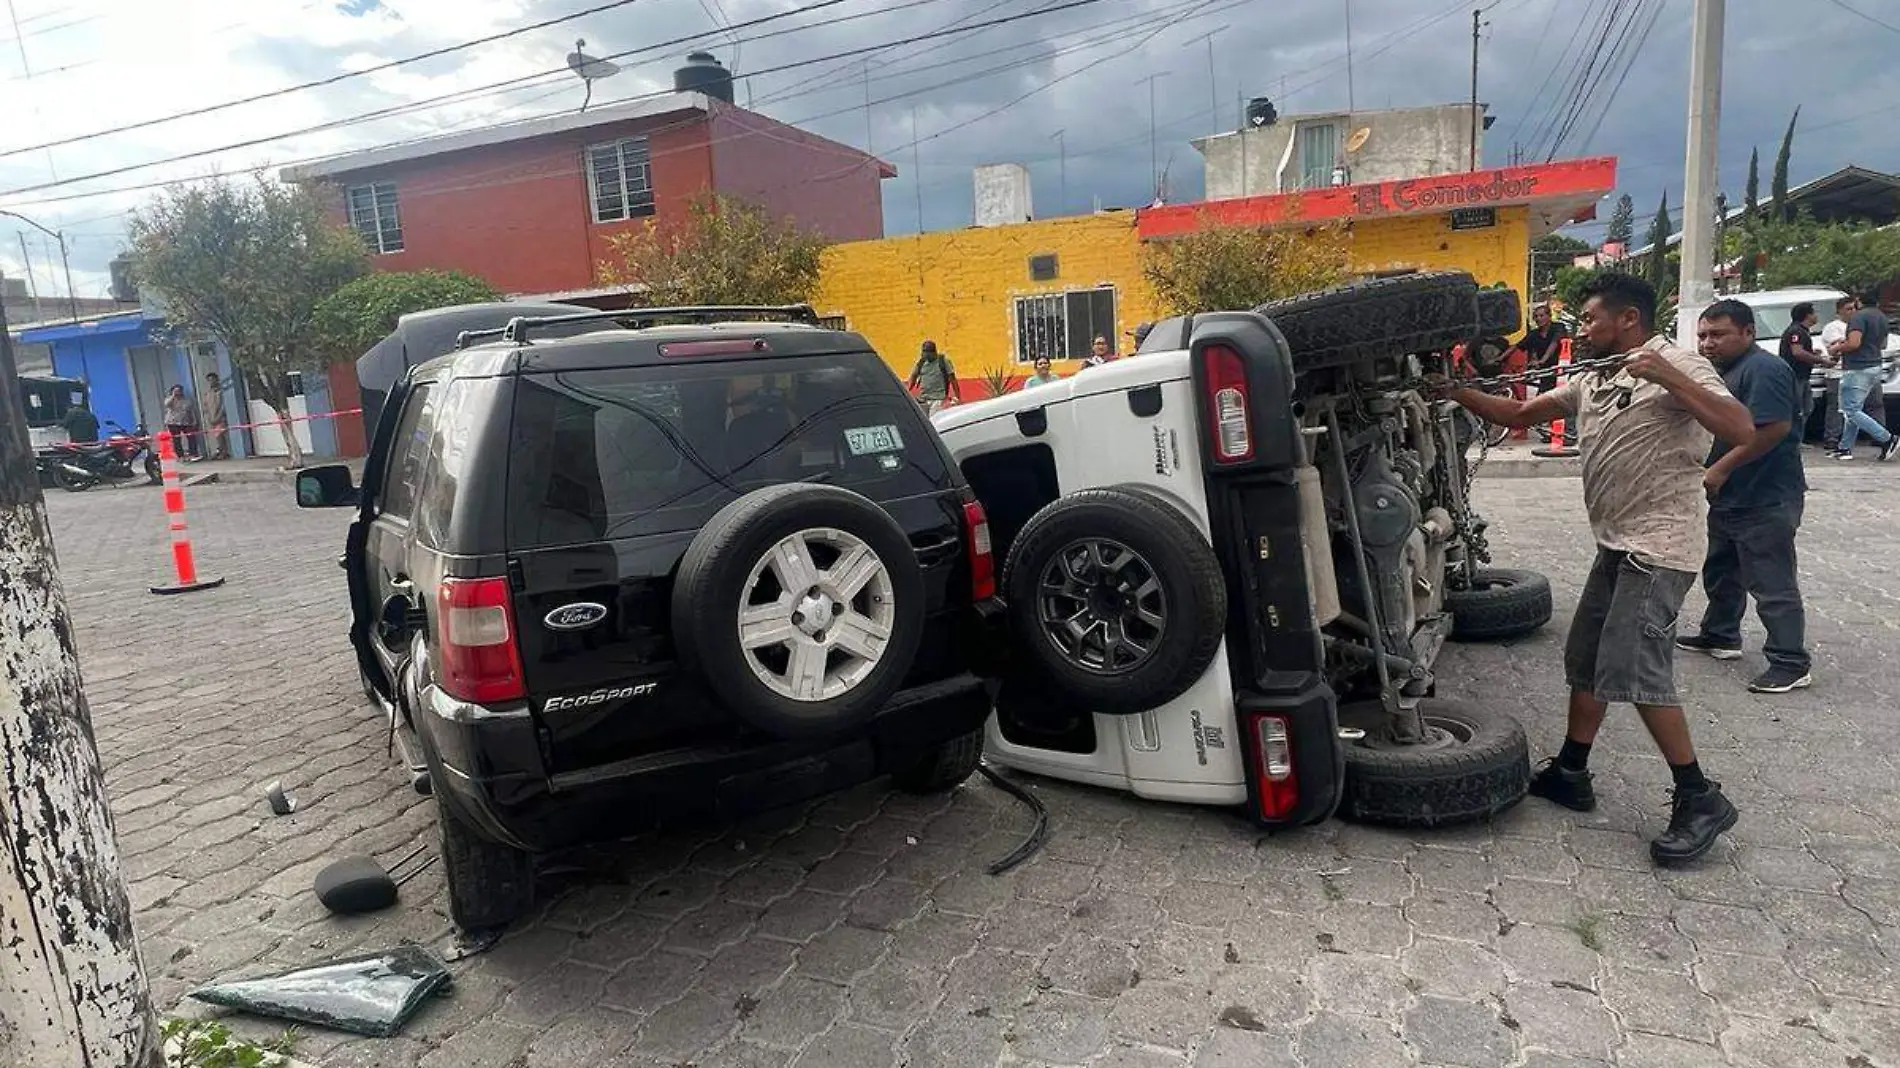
[1650,783,1738,866]
[1833,450,1856,461]
[1881,437,1900,462]
[1748,666,1812,693]
[1527,759,1597,812]
[1675,633,1743,660]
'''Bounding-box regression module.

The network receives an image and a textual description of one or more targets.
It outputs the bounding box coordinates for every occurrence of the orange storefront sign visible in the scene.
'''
[1136,157,1618,239]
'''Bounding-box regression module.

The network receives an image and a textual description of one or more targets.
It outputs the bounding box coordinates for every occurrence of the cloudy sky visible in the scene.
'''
[1,0,1894,300]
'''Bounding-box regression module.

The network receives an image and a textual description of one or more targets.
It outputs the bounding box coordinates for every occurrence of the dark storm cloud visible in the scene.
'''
[8,0,1894,286]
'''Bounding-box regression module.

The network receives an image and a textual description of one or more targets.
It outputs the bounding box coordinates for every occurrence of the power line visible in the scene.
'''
[0,0,1134,210]
[1524,0,1627,161]
[1818,0,1900,37]
[0,0,947,197]
[1568,0,1664,157]
[1500,0,1609,150]
[1543,0,1649,160]
[0,0,653,160]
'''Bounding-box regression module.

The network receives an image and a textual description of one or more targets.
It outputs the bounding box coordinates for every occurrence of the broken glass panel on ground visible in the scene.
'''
[188,944,452,1037]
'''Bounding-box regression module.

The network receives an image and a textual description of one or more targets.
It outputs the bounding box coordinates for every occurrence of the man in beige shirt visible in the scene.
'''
[1439,273,1755,867]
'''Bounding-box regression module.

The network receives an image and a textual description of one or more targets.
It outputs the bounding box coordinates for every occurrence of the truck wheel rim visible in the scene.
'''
[1036,537,1167,675]
[737,527,895,703]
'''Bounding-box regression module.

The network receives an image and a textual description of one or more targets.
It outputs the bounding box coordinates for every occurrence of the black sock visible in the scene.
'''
[1557,738,1592,771]
[1670,760,1709,792]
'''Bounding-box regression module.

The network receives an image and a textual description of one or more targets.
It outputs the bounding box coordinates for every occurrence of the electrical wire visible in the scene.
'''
[1545,0,1654,160]
[1528,0,1629,161]
[0,0,653,159]
[1567,0,1664,157]
[1517,0,1619,160]
[1499,0,1610,151]
[0,0,1114,200]
[1818,0,1900,38]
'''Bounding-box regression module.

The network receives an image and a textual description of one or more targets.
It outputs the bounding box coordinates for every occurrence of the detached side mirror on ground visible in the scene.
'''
[296,464,359,508]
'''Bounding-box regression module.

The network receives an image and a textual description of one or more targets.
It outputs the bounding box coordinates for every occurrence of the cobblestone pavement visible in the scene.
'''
[42,461,1900,1068]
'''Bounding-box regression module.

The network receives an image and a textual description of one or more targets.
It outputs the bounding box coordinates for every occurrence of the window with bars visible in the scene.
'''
[346,182,403,254]
[586,137,656,223]
[1012,287,1117,364]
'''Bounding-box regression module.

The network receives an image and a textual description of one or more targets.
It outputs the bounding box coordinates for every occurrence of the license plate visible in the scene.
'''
[844,424,903,455]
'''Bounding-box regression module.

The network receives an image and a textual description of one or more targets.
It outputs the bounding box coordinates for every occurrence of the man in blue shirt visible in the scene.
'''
[1676,300,1813,693]
[1828,290,1897,460]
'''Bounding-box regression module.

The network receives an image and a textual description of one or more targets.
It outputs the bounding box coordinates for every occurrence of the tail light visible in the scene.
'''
[1199,343,1253,463]
[962,498,996,601]
[1244,713,1300,820]
[436,577,527,705]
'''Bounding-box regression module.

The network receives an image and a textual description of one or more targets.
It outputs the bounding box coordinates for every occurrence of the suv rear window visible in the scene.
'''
[506,352,951,547]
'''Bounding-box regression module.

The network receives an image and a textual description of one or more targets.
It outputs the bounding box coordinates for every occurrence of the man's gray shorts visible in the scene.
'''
[1564,548,1697,706]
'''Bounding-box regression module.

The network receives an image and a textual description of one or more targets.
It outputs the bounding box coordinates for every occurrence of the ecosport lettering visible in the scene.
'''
[543,683,658,712]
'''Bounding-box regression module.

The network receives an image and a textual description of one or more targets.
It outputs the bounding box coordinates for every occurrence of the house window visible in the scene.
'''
[345,182,403,254]
[586,137,656,223]
[1012,287,1117,364]
[1294,122,1340,191]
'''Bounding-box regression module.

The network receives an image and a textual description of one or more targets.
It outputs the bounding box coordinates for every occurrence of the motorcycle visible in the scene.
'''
[40,421,163,492]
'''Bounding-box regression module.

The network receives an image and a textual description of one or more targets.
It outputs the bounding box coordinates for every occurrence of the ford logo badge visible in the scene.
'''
[544,602,608,631]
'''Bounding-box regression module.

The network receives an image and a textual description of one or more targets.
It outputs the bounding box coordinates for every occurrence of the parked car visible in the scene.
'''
[934,273,1551,830]
[295,305,1003,928]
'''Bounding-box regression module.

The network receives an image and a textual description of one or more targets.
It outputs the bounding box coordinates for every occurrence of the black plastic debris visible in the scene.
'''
[313,856,397,915]
[265,781,296,816]
[313,843,433,917]
[188,945,452,1037]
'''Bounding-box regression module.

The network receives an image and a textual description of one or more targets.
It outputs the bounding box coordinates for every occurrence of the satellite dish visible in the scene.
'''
[1345,127,1372,153]
[566,38,620,112]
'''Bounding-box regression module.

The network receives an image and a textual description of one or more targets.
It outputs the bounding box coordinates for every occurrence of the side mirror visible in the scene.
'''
[296,464,360,508]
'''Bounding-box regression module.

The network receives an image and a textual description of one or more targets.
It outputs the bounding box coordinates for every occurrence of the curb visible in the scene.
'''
[1476,456,1583,479]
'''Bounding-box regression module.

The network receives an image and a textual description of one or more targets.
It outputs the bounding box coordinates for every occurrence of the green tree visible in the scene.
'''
[1744,148,1761,220]
[1141,219,1352,314]
[1532,233,1592,293]
[1772,108,1800,223]
[129,175,367,468]
[1552,264,1597,310]
[310,270,501,363]
[1759,218,1900,295]
[598,192,827,305]
[1605,193,1635,250]
[1644,192,1673,297]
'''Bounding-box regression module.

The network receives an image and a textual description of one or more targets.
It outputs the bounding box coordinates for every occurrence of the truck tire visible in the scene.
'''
[1003,487,1226,714]
[888,728,984,794]
[1339,700,1529,828]
[1255,272,1481,369]
[1474,286,1523,336]
[438,798,536,930]
[673,484,926,739]
[1447,568,1553,642]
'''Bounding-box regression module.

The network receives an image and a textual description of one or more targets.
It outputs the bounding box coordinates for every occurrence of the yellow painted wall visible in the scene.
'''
[816,205,1533,387]
[814,212,1161,384]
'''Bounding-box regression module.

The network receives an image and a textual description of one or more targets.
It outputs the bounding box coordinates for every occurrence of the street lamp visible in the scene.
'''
[0,209,81,323]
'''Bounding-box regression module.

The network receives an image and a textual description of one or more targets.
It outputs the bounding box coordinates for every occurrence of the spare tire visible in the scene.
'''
[1255,272,1481,369]
[1339,699,1529,828]
[1474,287,1523,336]
[1002,487,1226,714]
[1447,567,1553,642]
[672,484,925,739]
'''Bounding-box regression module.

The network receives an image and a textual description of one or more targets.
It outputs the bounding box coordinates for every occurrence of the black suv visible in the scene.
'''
[297,305,1000,928]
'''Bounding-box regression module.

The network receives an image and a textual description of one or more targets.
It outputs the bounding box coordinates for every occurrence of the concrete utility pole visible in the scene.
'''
[1050,129,1067,217]
[1138,72,1169,201]
[1469,9,1484,171]
[1677,0,1724,346]
[0,299,159,1066]
[0,210,78,322]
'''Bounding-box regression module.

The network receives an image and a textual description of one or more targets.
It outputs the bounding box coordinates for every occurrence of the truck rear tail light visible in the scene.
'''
[1200,343,1253,463]
[437,576,527,705]
[658,338,769,358]
[963,498,996,601]
[1244,713,1300,821]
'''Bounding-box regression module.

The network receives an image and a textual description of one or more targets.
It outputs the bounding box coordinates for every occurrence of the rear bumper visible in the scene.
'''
[420,673,992,853]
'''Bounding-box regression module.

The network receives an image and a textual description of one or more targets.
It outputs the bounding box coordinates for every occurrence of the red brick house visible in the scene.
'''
[283,70,894,301]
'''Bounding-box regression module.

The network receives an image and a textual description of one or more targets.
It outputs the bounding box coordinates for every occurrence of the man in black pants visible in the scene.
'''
[1438,274,1756,866]
[1677,301,1812,693]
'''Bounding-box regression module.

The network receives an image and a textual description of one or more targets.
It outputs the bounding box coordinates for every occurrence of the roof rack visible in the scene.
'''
[495,303,822,345]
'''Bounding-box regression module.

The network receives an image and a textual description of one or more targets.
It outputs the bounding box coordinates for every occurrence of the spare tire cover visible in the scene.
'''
[671,483,925,738]
[1002,487,1227,715]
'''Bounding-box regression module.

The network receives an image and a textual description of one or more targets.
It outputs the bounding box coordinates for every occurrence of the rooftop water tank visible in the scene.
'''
[675,52,734,103]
